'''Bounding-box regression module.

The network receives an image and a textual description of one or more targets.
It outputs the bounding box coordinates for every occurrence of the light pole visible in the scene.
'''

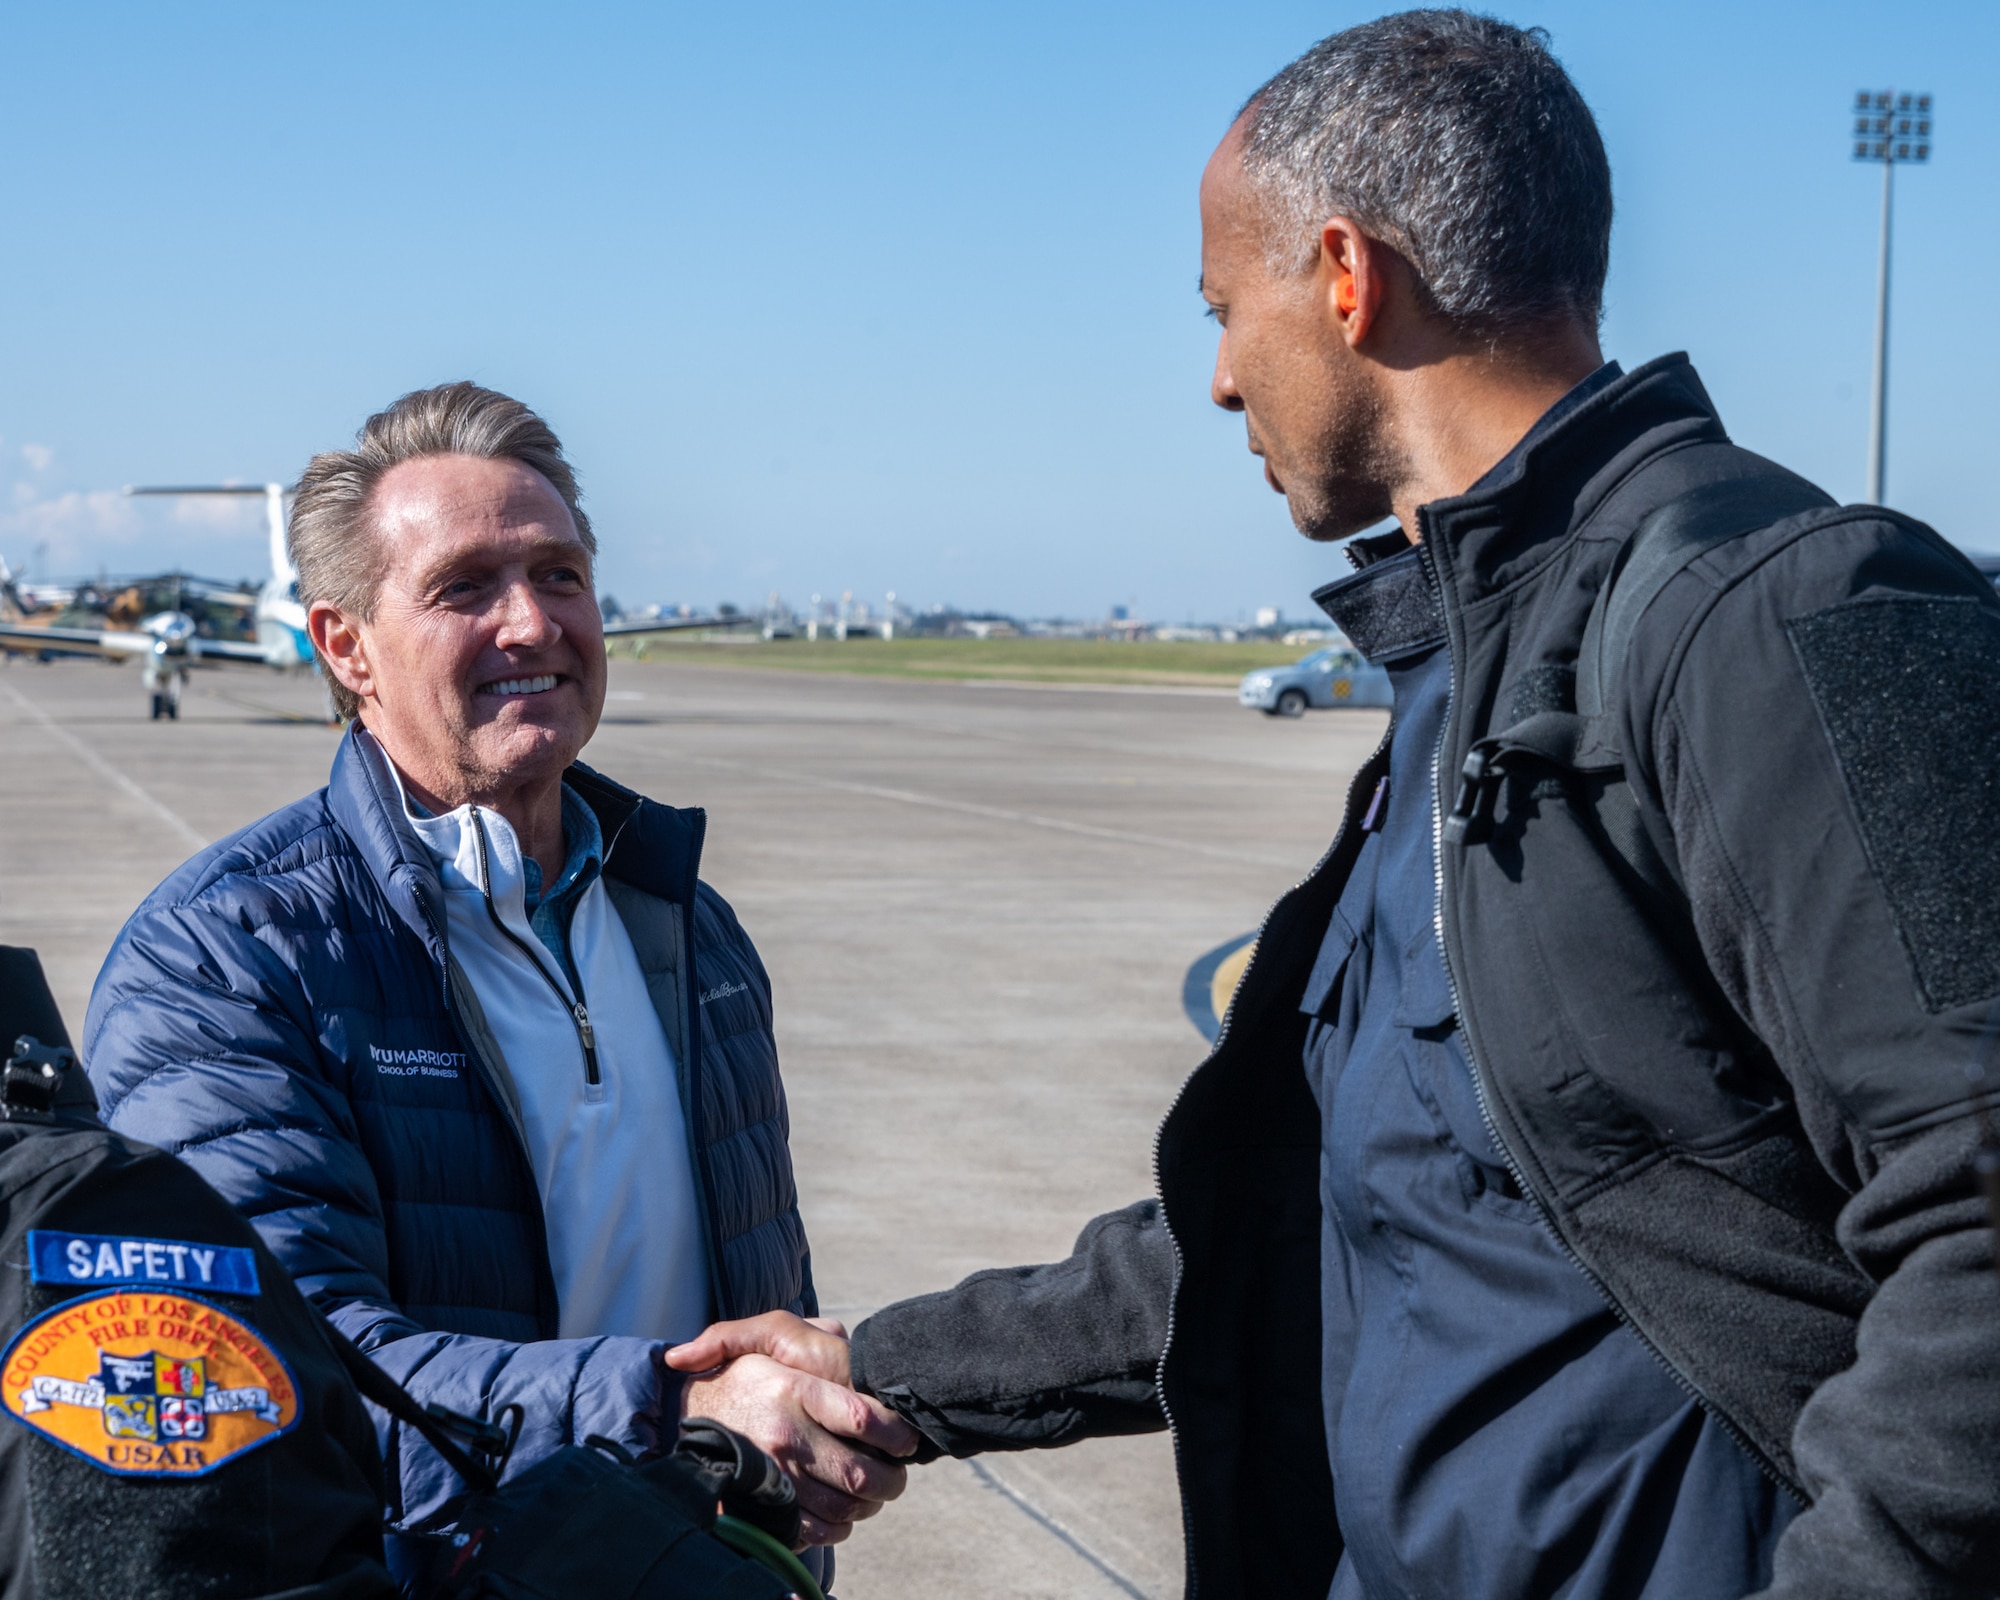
[1852,90,1933,504]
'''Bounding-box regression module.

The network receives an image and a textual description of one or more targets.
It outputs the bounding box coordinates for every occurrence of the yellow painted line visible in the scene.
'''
[1183,932,1257,1041]
[1210,941,1256,1029]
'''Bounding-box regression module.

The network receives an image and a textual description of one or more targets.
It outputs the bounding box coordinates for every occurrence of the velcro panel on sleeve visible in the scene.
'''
[1786,596,2000,1012]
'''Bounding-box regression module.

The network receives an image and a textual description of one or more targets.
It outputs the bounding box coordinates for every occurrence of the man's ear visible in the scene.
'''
[1318,218,1386,348]
[308,602,374,705]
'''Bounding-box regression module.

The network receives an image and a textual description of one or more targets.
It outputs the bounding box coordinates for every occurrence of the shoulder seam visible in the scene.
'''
[162,809,357,912]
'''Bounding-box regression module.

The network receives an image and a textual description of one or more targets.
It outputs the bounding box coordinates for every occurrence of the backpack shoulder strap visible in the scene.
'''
[1445,471,1834,893]
[1577,474,1833,895]
[1576,474,1835,720]
[321,1320,506,1493]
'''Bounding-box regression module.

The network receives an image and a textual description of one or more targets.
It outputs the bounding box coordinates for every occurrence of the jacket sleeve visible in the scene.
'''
[848,1198,1172,1460]
[83,894,681,1530]
[1638,512,2000,1598]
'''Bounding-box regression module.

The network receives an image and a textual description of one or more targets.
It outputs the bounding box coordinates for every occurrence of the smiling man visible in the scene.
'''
[82,383,914,1573]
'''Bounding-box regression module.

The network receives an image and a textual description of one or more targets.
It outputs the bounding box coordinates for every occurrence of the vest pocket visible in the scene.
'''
[1300,907,1362,1020]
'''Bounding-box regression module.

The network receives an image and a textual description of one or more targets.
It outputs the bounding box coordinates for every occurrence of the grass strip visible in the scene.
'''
[608,634,1315,687]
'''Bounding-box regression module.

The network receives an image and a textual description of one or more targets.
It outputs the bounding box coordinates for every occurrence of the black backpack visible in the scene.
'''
[327,1329,820,1600]
[0,948,394,1600]
[0,948,823,1600]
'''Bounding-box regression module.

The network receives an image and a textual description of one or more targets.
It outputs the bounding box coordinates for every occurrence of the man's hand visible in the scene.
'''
[669,1312,857,1388]
[667,1315,918,1547]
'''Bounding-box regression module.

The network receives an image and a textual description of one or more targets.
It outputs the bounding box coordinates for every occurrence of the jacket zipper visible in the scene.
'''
[1150,725,1396,1600]
[592,797,728,1319]
[363,727,560,1337]
[470,809,600,1087]
[1420,535,1800,1500]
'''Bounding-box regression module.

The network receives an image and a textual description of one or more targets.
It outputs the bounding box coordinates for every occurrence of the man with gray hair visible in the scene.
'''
[673,12,2000,1598]
[84,382,916,1574]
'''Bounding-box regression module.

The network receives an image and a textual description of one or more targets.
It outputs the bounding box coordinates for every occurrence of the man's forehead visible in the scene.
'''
[373,455,582,559]
[1203,115,1258,205]
[1199,117,1261,281]
[407,520,585,567]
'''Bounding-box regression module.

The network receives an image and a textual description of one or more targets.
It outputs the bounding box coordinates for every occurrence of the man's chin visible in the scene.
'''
[1287,500,1365,544]
[465,700,592,768]
[1286,484,1396,544]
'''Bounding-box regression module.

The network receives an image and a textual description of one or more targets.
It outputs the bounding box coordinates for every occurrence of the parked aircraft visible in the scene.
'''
[0,485,312,719]
[3,475,758,717]
[600,610,757,644]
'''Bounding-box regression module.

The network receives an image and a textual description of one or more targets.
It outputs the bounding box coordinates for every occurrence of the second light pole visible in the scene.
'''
[1852,90,1933,504]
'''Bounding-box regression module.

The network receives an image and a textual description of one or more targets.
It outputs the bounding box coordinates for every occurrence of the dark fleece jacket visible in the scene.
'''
[851,355,2000,1600]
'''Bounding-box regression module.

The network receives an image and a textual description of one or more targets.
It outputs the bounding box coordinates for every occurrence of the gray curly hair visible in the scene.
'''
[1238,10,1613,338]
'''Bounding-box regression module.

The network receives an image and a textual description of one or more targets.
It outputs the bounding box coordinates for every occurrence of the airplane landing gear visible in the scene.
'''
[144,662,186,721]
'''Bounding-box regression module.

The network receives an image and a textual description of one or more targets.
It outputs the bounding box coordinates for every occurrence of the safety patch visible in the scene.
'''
[26,1230,260,1295]
[1,1291,298,1475]
[1787,596,2000,1012]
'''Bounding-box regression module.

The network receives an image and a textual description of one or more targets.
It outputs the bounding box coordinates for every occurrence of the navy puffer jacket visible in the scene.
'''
[83,726,816,1532]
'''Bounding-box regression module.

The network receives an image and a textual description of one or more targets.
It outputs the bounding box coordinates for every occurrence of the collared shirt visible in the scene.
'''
[1303,365,1800,1599]
[387,765,710,1344]
[521,785,604,994]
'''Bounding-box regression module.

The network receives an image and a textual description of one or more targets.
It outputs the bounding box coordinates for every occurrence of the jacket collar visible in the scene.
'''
[1415,352,1727,605]
[1311,355,1724,647]
[327,726,710,972]
[564,761,705,907]
[1313,547,1445,666]
[328,725,453,976]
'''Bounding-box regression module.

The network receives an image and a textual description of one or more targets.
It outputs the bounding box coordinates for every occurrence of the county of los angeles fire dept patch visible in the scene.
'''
[0,1290,299,1475]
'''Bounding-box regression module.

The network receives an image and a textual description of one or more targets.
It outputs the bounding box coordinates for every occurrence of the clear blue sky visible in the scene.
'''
[1,1,1992,624]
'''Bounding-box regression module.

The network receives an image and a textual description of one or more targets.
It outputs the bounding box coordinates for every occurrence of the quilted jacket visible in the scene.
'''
[82,725,816,1534]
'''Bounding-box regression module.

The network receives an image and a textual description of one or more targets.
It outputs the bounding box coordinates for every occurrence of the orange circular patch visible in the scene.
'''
[1,1290,299,1476]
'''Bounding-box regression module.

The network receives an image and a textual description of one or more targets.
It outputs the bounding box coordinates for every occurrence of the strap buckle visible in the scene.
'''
[1442,746,1503,847]
[2,1037,73,1122]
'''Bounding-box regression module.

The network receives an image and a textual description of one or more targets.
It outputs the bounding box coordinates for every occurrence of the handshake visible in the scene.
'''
[666,1312,919,1548]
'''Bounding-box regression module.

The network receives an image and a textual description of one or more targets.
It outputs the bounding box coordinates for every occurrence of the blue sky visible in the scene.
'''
[1,1,1992,624]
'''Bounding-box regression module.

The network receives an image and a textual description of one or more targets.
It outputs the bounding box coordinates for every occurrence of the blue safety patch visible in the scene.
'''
[26,1231,260,1296]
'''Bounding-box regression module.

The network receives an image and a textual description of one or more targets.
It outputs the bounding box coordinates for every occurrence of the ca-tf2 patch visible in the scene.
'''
[0,1290,298,1475]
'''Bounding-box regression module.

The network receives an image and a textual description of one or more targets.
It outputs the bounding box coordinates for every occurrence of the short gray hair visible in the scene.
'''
[291,381,594,719]
[1239,10,1612,338]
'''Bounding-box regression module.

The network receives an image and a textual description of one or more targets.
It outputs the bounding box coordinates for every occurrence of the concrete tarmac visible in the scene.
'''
[0,652,1386,1599]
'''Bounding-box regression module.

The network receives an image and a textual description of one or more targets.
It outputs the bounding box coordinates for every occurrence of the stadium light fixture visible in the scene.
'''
[1852,90,1933,503]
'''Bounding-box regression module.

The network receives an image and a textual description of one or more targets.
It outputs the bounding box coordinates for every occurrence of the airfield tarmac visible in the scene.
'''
[0,653,1387,1600]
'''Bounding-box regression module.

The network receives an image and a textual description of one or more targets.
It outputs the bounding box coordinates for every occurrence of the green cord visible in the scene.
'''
[711,1514,828,1600]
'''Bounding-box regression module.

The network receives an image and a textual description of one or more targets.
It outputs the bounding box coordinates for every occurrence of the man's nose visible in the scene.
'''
[493,580,560,649]
[1211,334,1244,412]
